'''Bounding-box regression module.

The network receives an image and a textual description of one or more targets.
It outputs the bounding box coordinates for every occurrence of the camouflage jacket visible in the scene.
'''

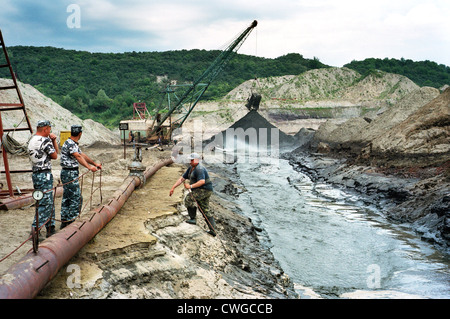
[61,138,82,169]
[28,135,56,172]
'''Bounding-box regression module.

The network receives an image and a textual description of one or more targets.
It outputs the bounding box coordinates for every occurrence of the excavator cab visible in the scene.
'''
[140,20,258,140]
[246,92,261,111]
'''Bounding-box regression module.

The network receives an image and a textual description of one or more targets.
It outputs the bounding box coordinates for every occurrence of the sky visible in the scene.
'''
[0,0,449,67]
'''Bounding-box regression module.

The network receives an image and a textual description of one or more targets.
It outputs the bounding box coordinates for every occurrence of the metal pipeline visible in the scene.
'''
[0,187,63,210]
[0,157,173,299]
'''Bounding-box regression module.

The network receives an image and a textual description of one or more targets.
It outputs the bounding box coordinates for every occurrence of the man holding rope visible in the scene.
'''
[60,125,102,229]
[169,153,216,236]
[28,120,59,238]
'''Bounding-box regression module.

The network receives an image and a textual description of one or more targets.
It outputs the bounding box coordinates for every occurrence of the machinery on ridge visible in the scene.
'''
[245,92,261,112]
[120,20,258,144]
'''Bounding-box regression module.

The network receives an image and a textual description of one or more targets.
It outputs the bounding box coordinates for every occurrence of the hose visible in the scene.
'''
[1,133,29,156]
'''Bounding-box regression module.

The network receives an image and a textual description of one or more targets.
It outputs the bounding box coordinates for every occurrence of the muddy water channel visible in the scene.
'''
[211,154,450,299]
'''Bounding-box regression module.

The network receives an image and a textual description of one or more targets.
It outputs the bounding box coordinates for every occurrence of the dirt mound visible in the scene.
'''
[0,78,120,147]
[225,67,418,110]
[204,110,296,151]
[360,86,440,142]
[229,110,294,143]
[310,86,444,162]
[340,70,419,106]
[226,68,359,103]
[368,87,450,167]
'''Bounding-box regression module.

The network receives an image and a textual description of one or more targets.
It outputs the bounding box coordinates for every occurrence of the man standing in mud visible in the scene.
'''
[169,153,216,236]
[60,125,102,229]
[28,120,59,237]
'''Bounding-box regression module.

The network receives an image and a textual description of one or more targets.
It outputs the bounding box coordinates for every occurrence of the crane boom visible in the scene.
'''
[149,20,258,137]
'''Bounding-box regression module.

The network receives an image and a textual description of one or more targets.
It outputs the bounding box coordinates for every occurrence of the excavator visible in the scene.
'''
[120,20,258,144]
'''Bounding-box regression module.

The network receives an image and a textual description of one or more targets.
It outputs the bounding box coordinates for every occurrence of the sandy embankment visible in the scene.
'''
[0,144,298,299]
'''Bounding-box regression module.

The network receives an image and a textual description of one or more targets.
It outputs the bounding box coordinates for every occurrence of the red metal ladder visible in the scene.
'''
[0,30,33,197]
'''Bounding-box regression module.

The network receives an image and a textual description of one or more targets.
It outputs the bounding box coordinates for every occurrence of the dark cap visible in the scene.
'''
[37,120,51,128]
[71,125,83,135]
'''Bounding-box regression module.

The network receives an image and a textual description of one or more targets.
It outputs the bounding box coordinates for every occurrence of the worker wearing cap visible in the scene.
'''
[27,120,59,237]
[60,125,102,228]
[169,153,216,236]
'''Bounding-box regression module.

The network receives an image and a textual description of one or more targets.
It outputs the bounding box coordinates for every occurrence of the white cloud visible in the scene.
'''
[1,0,449,66]
[242,0,450,66]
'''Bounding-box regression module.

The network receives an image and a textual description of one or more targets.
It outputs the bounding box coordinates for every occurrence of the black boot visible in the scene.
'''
[206,216,216,237]
[46,225,56,238]
[186,207,197,225]
[60,220,73,230]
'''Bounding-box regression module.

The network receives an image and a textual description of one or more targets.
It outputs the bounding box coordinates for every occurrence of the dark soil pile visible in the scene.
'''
[204,110,296,150]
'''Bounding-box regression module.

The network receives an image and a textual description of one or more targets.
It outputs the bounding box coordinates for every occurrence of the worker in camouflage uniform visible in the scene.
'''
[169,153,216,236]
[60,125,102,229]
[27,120,59,237]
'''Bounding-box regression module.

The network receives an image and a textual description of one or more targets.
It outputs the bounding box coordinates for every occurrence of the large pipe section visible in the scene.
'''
[0,187,63,210]
[0,157,173,299]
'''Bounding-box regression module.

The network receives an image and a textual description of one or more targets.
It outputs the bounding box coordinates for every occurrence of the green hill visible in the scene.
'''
[0,47,327,128]
[1,46,449,129]
[344,57,450,89]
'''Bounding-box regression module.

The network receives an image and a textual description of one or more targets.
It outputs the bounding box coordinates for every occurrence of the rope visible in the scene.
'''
[1,114,30,156]
[1,133,29,155]
[0,168,103,263]
[0,234,33,263]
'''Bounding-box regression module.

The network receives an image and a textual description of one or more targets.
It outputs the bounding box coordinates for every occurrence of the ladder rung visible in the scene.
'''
[2,127,32,132]
[0,85,16,91]
[0,103,24,107]
[0,106,25,111]
[0,170,33,174]
[0,64,10,68]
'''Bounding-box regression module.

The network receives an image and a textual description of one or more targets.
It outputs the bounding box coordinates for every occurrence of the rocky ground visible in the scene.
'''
[286,87,450,251]
[285,151,449,251]
[0,68,448,299]
[0,145,298,299]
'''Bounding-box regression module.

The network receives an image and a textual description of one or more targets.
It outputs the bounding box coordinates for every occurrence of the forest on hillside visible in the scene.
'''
[1,46,449,128]
[344,58,450,89]
[1,47,326,127]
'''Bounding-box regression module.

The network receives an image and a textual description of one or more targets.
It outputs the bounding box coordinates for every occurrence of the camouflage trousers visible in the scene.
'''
[60,169,83,222]
[184,188,213,218]
[32,171,55,228]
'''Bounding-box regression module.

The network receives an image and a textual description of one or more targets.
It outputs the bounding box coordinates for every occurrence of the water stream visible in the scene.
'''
[212,153,450,299]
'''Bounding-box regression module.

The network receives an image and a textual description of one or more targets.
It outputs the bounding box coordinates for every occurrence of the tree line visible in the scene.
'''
[1,47,328,128]
[1,46,448,128]
[344,57,450,89]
